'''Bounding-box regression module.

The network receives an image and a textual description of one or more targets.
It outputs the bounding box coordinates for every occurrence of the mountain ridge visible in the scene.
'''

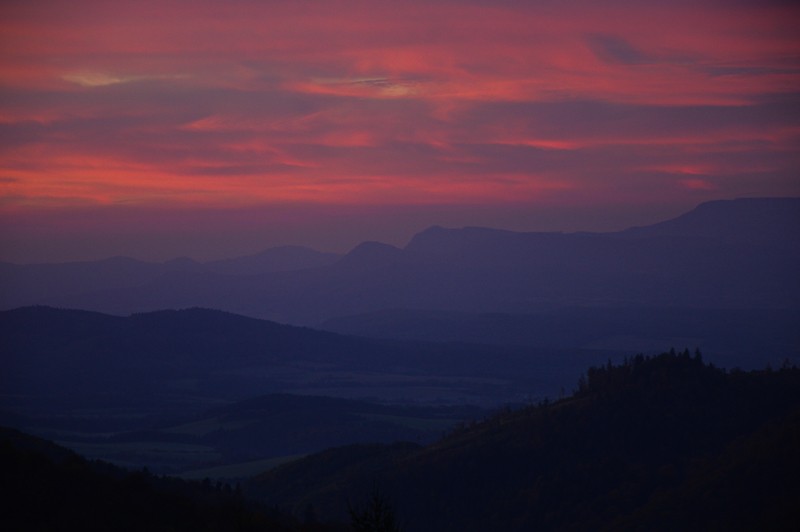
[1,197,797,322]
[1,305,617,415]
[246,352,800,531]
[618,197,800,245]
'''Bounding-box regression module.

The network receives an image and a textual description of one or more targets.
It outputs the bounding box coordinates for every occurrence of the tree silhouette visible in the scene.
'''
[348,485,401,532]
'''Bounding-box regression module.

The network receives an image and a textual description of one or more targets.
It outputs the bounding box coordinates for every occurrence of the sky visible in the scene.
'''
[1,0,799,262]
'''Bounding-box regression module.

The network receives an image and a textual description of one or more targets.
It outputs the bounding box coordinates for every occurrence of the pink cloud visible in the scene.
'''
[1,0,798,261]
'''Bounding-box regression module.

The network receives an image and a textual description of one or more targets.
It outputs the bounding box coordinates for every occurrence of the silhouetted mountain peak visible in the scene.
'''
[2,197,797,320]
[408,225,447,240]
[620,197,800,246]
[338,241,404,268]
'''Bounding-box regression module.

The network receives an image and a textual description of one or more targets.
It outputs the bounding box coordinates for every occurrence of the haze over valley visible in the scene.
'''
[2,0,799,527]
[2,197,799,530]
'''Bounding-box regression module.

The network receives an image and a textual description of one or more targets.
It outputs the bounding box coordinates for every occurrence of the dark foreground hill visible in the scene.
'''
[0,427,343,531]
[247,352,800,531]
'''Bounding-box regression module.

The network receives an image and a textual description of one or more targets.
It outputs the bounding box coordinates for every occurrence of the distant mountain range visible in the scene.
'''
[320,306,800,368]
[0,245,339,311]
[1,198,798,324]
[619,197,800,246]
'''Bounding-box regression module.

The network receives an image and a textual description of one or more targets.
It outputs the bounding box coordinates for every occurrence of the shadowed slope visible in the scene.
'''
[248,353,800,531]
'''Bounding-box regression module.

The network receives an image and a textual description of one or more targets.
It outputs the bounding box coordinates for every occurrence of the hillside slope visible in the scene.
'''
[248,352,800,531]
[321,306,800,369]
[1,306,619,427]
[0,426,330,531]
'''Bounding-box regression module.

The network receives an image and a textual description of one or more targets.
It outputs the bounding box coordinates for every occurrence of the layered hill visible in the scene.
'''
[320,306,800,369]
[0,306,619,428]
[0,426,324,531]
[29,392,481,476]
[0,245,339,311]
[247,352,800,531]
[5,354,799,530]
[1,198,797,324]
[619,197,800,246]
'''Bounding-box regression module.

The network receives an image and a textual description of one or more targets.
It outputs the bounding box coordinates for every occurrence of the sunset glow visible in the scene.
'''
[1,0,798,261]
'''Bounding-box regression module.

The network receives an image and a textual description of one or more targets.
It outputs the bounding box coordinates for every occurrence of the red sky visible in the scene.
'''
[1,0,799,262]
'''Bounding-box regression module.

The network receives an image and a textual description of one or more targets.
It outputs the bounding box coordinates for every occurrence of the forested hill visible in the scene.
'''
[248,352,800,531]
[4,353,798,530]
[0,426,345,531]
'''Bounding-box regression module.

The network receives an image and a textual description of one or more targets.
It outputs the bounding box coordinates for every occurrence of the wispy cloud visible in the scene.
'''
[0,0,798,258]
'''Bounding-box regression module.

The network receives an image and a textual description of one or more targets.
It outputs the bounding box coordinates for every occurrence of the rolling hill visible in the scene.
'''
[0,245,339,311]
[320,306,800,369]
[0,426,323,531]
[246,352,800,531]
[1,305,624,472]
[4,352,799,530]
[1,306,619,414]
